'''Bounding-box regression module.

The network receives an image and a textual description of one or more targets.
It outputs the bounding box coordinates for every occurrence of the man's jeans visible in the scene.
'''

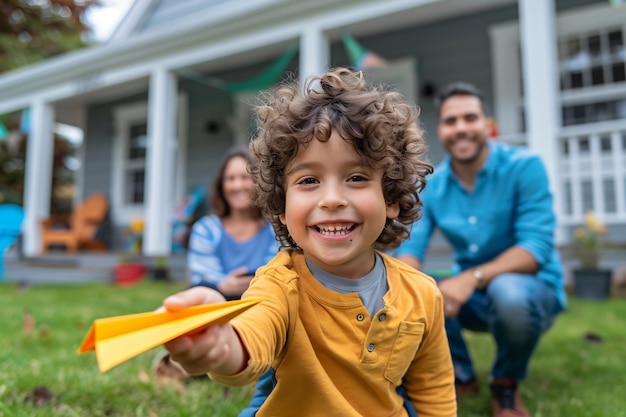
[444,273,562,383]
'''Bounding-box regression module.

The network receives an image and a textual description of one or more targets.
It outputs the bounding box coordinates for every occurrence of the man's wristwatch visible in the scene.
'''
[472,269,486,289]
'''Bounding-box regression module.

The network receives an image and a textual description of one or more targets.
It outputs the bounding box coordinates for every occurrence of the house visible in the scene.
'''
[0,0,624,259]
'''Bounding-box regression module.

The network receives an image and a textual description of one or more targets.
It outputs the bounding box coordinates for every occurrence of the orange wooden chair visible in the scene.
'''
[41,193,109,254]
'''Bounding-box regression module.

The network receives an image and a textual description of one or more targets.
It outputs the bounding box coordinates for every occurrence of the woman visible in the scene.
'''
[187,146,278,300]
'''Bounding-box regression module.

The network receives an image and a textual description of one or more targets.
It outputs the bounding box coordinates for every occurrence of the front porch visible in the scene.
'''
[3,244,625,290]
[2,246,187,285]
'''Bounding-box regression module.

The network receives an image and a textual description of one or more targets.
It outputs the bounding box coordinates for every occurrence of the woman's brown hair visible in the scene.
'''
[211,146,262,220]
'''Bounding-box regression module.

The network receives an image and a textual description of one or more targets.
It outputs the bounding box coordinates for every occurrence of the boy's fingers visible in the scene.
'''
[163,287,226,311]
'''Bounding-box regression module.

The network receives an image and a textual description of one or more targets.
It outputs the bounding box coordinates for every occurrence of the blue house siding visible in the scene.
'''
[82,0,611,252]
[329,0,603,165]
[82,82,242,251]
[183,80,235,202]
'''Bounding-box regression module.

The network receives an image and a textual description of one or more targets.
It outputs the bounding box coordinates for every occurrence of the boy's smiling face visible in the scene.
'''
[280,131,399,279]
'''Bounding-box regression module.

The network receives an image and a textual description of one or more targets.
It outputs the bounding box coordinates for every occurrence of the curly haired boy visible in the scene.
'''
[160,68,456,417]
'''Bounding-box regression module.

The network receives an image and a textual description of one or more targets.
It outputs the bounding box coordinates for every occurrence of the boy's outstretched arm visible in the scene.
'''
[161,287,249,376]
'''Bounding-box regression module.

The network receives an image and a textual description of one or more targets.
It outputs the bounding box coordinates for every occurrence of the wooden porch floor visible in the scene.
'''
[2,248,187,285]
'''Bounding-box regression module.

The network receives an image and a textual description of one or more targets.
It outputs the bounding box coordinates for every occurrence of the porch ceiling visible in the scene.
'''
[0,0,516,114]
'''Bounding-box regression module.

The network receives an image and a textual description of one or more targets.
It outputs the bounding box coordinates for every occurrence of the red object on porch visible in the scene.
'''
[113,263,147,287]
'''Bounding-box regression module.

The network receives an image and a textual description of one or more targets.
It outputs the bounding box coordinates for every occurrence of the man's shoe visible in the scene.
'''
[490,379,530,417]
[455,377,479,397]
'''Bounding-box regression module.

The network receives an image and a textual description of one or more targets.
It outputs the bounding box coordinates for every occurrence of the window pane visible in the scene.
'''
[594,102,611,122]
[612,63,625,82]
[600,135,612,152]
[581,180,594,213]
[125,169,145,204]
[603,178,616,213]
[579,137,590,154]
[562,99,626,126]
[570,72,584,88]
[608,30,623,57]
[591,66,604,85]
[588,33,602,59]
[129,123,147,160]
[132,170,145,204]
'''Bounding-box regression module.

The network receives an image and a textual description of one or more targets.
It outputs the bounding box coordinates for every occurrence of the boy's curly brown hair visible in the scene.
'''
[249,67,433,250]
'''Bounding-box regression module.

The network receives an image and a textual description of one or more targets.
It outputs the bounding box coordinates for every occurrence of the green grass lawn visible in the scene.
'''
[0,280,625,416]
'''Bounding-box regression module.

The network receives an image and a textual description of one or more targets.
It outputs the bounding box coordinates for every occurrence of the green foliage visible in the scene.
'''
[0,281,255,416]
[572,211,608,269]
[0,0,96,210]
[0,131,78,213]
[0,281,625,416]
[0,0,96,74]
[457,295,626,416]
[0,134,26,205]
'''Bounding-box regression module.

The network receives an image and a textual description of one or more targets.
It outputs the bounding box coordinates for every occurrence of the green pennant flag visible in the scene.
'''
[341,33,388,70]
[177,43,298,93]
[342,33,368,66]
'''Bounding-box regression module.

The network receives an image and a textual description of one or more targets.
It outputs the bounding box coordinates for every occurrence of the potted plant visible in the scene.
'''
[571,211,612,300]
[151,255,170,281]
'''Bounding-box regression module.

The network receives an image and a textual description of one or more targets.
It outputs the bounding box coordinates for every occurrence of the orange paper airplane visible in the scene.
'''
[77,298,260,372]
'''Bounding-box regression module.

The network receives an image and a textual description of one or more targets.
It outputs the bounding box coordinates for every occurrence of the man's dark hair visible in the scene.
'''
[434,82,491,118]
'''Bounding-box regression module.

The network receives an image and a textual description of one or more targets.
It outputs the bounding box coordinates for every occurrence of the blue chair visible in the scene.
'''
[171,186,206,253]
[0,204,25,280]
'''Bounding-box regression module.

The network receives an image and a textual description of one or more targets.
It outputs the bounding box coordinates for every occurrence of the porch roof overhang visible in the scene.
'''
[0,0,515,116]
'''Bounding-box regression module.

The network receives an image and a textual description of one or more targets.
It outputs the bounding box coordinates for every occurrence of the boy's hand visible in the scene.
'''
[162,286,227,311]
[165,323,236,375]
[161,287,248,376]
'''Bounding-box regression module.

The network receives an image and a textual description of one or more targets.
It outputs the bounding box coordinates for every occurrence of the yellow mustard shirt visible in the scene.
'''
[210,250,456,417]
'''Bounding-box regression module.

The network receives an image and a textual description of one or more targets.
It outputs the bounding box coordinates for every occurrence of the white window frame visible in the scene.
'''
[111,94,188,226]
[489,3,626,137]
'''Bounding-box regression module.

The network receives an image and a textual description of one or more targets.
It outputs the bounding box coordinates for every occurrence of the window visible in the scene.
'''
[490,4,626,134]
[111,96,188,227]
[125,122,147,204]
[112,103,148,224]
[559,29,625,90]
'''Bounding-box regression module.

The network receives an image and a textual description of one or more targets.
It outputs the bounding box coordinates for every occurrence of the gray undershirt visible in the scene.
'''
[305,253,388,318]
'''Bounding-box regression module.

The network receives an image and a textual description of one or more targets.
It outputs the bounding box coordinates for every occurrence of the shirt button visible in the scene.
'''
[367,343,375,352]
[468,216,477,224]
[356,313,365,321]
[378,313,386,321]
[469,244,478,252]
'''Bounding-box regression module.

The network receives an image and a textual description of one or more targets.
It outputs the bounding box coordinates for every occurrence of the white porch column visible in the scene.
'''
[143,67,177,256]
[22,100,55,256]
[299,27,329,87]
[518,0,565,243]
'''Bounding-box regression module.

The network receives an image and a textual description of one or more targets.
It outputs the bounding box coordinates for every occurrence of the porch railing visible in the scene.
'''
[558,119,626,227]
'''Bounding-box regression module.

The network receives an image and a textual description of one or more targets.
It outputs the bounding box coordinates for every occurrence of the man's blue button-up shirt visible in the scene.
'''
[396,140,566,309]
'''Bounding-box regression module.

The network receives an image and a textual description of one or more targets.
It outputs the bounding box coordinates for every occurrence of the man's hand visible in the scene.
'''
[438,271,477,318]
